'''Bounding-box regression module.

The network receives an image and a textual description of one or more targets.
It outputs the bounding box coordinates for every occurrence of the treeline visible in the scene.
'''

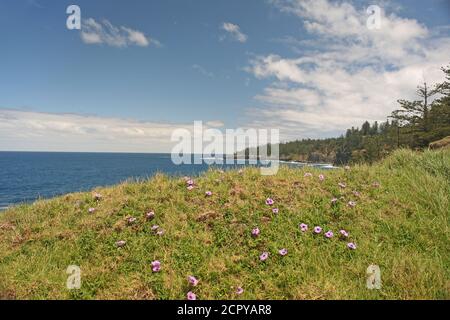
[248,64,450,165]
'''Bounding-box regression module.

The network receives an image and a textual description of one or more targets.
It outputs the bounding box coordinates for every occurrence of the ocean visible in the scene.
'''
[0,151,332,210]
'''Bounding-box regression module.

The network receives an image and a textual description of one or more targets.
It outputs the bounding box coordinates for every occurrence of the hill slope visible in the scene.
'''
[0,149,449,300]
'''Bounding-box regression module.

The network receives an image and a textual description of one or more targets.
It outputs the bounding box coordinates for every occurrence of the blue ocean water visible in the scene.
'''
[0,152,333,210]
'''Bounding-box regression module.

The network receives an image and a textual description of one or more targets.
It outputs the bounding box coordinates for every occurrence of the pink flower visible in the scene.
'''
[260,252,269,261]
[187,185,194,191]
[348,201,356,208]
[347,242,357,250]
[265,198,274,206]
[151,260,161,272]
[93,193,102,201]
[324,230,334,238]
[304,172,312,177]
[314,226,322,234]
[299,223,308,232]
[251,228,260,237]
[279,248,288,256]
[127,217,137,224]
[146,211,155,220]
[331,198,338,204]
[352,190,361,197]
[188,275,199,286]
[338,182,346,188]
[236,287,244,295]
[187,291,197,300]
[272,208,279,214]
[116,240,126,247]
[205,191,212,196]
[186,179,194,186]
[156,229,165,236]
[318,174,325,181]
[88,207,96,213]
[340,229,349,238]
[151,225,159,231]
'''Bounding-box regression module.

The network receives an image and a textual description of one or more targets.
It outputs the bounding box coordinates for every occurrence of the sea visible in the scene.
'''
[0,152,334,210]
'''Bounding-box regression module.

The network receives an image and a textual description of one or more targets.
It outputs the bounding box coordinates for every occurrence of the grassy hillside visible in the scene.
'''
[0,149,449,300]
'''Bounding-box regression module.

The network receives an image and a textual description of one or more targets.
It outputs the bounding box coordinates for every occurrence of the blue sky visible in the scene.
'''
[0,0,449,152]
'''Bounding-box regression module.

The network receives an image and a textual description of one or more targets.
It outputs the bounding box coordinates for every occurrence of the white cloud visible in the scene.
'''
[80,18,161,48]
[0,109,222,153]
[245,0,450,140]
[192,64,214,78]
[221,22,248,43]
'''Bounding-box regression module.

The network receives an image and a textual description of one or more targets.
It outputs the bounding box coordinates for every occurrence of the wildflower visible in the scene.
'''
[146,211,155,220]
[127,217,137,225]
[187,185,194,191]
[324,230,334,238]
[348,201,356,208]
[272,208,279,214]
[279,248,288,256]
[314,226,322,234]
[156,229,165,236]
[205,191,212,196]
[151,225,159,231]
[251,227,260,237]
[347,242,357,250]
[304,172,312,177]
[352,190,361,197]
[340,229,349,238]
[151,260,161,272]
[299,223,308,232]
[186,179,194,186]
[88,207,96,213]
[236,287,244,295]
[318,174,325,181]
[338,182,346,188]
[331,198,338,204]
[265,198,274,206]
[260,252,269,261]
[116,240,126,248]
[93,193,102,201]
[187,291,197,300]
[188,276,199,287]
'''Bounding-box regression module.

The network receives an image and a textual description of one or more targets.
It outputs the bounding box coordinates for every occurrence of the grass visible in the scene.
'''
[0,149,449,300]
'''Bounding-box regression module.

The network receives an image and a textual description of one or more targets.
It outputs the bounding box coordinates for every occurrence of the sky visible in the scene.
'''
[0,0,449,152]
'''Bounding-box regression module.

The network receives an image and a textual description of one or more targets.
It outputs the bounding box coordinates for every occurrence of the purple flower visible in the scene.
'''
[318,174,325,181]
[186,179,194,186]
[188,275,199,286]
[127,217,137,224]
[299,223,308,232]
[156,229,165,236]
[272,208,279,214]
[251,228,260,237]
[340,229,349,238]
[187,291,197,300]
[304,172,312,177]
[260,252,269,261]
[314,226,322,234]
[324,230,334,238]
[279,248,288,256]
[205,191,212,196]
[116,240,126,248]
[146,211,155,220]
[236,287,244,295]
[93,193,102,201]
[265,198,274,206]
[348,201,356,208]
[338,182,347,189]
[88,207,96,213]
[347,242,357,250]
[151,260,161,272]
[151,225,160,231]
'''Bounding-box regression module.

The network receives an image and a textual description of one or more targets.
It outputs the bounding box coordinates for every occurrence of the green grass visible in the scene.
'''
[0,149,449,300]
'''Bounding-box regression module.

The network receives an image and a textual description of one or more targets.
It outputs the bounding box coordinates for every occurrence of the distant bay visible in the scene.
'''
[0,152,334,210]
